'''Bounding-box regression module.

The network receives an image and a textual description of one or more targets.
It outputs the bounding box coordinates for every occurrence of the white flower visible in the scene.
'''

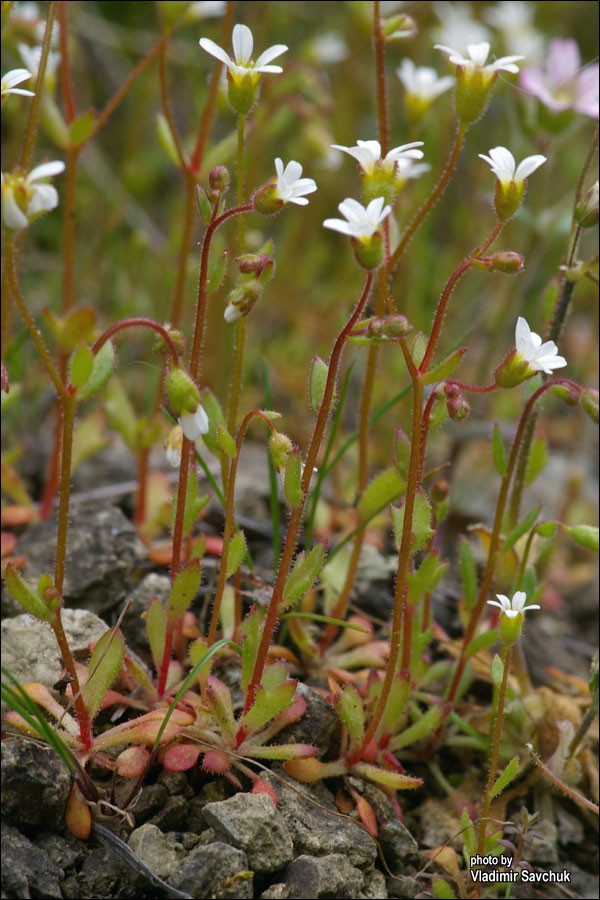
[1,160,65,230]
[179,404,210,441]
[330,139,424,176]
[484,1,544,63]
[433,1,490,52]
[17,43,60,79]
[514,317,566,375]
[1,69,35,103]
[165,425,184,468]
[396,60,455,101]
[274,158,317,206]
[309,32,348,65]
[323,197,391,241]
[479,146,546,185]
[394,158,431,183]
[488,591,540,618]
[186,0,226,20]
[224,303,242,323]
[435,41,523,77]
[199,23,287,80]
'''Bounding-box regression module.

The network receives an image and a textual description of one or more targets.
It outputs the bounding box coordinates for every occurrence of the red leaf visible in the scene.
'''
[162,743,202,772]
[356,796,378,836]
[201,749,230,773]
[251,779,278,806]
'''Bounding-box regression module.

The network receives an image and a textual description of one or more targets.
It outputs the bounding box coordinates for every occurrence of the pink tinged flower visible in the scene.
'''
[520,38,599,119]
[514,317,567,375]
[330,139,424,176]
[478,146,546,186]
[199,23,287,80]
[1,160,65,230]
[1,68,35,103]
[323,197,391,241]
[179,404,209,441]
[274,158,317,206]
[488,591,540,618]
[435,41,523,76]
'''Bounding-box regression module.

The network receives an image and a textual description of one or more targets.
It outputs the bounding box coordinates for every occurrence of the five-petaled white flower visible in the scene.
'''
[1,68,35,104]
[330,139,424,176]
[199,23,287,81]
[514,317,567,375]
[396,60,455,101]
[274,158,317,206]
[488,591,540,618]
[179,404,210,441]
[479,146,547,185]
[1,160,65,230]
[323,197,391,241]
[435,41,523,78]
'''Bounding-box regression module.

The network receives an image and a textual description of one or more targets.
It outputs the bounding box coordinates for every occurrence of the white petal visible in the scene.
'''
[288,196,309,205]
[27,183,58,216]
[232,24,253,64]
[283,159,302,182]
[524,603,541,611]
[490,54,524,73]
[2,187,29,229]
[224,303,242,323]
[511,591,527,611]
[179,405,209,440]
[486,599,505,609]
[254,43,288,68]
[27,160,65,181]
[468,42,491,67]
[4,87,35,97]
[274,157,284,178]
[323,217,353,235]
[515,316,532,353]
[435,44,468,66]
[2,68,33,89]
[514,154,546,183]
[338,197,367,224]
[503,609,520,618]
[253,64,284,74]
[199,37,234,68]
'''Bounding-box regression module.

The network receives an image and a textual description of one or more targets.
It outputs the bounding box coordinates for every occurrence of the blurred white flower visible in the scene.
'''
[200,23,287,80]
[330,139,424,176]
[478,146,546,185]
[397,60,455,101]
[309,32,348,65]
[433,1,490,52]
[274,158,317,206]
[17,42,60,79]
[514,317,566,375]
[1,68,35,104]
[394,157,431,183]
[323,197,391,240]
[179,404,210,441]
[435,41,523,77]
[484,1,544,63]
[1,160,65,230]
[488,591,540,618]
[186,0,226,19]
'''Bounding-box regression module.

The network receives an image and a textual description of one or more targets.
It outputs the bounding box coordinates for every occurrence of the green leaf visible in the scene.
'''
[69,343,94,389]
[196,186,213,224]
[147,595,166,672]
[358,467,405,520]
[491,654,504,688]
[207,249,229,292]
[206,676,236,741]
[282,542,327,610]
[394,429,410,479]
[78,341,116,401]
[216,424,237,459]
[309,356,329,413]
[83,629,125,719]
[167,559,202,622]
[200,389,226,455]
[407,552,448,606]
[459,537,477,611]
[408,332,427,367]
[156,111,182,167]
[501,505,540,554]
[226,530,247,579]
[240,681,297,735]
[171,469,210,540]
[525,436,549,486]
[465,629,499,659]
[491,755,519,798]
[491,423,507,477]
[390,490,433,554]
[284,448,302,508]
[461,808,477,856]
[432,879,456,899]
[280,612,369,632]
[423,347,466,384]
[562,524,599,552]
[389,705,441,750]
[68,108,95,147]
[189,638,211,688]
[240,607,265,692]
[380,676,410,738]
[103,377,138,450]
[334,685,364,744]
[535,521,557,537]
[4,566,54,621]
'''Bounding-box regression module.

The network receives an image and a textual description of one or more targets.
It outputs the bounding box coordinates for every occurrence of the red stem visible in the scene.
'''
[92,316,180,366]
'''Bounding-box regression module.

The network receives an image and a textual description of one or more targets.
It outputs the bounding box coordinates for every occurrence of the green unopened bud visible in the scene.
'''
[575,181,599,228]
[581,388,599,424]
[223,280,262,323]
[494,179,523,221]
[563,524,599,552]
[367,315,412,340]
[227,70,260,116]
[382,14,417,41]
[350,232,385,270]
[166,367,200,416]
[447,394,470,421]
[362,165,399,206]
[494,349,531,389]
[269,431,293,472]
[455,68,494,126]
[431,478,450,504]
[487,251,525,274]
[154,324,185,357]
[253,180,283,216]
[237,252,275,281]
[209,166,230,198]
[499,611,524,645]
[552,384,580,407]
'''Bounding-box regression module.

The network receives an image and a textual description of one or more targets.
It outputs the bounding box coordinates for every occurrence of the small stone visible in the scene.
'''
[359,868,388,899]
[167,831,201,851]
[260,884,291,899]
[128,823,185,881]
[130,783,169,824]
[386,874,419,898]
[1,739,72,829]
[1,822,64,899]
[283,854,364,899]
[278,683,340,758]
[203,792,294,873]
[158,769,192,796]
[33,831,86,871]
[168,841,253,898]
[185,781,231,832]
[360,784,417,868]
[79,846,132,898]
[149,794,188,831]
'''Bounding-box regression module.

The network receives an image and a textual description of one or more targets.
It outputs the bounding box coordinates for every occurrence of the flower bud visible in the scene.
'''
[223,280,262,322]
[447,395,470,421]
[238,252,275,281]
[165,425,183,468]
[269,431,293,472]
[367,315,412,340]
[153,324,185,357]
[166,367,200,416]
[552,384,580,407]
[575,181,599,228]
[487,251,525,274]
[209,166,231,197]
[253,180,283,216]
[431,478,450,504]
[581,388,599,424]
[443,381,460,399]
[350,232,385,270]
[493,348,531,389]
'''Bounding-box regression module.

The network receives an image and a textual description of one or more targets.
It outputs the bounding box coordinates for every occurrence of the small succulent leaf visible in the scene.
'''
[167,558,202,622]
[407,552,448,606]
[501,505,541,554]
[359,467,405,520]
[491,654,504,689]
[207,676,236,741]
[394,430,411,478]
[408,332,427,367]
[388,705,441,750]
[226,530,247,579]
[65,785,92,840]
[562,524,599,551]
[432,878,457,899]
[124,656,155,695]
[69,343,94,389]
[525,436,549,486]
[162,743,202,772]
[491,423,507,477]
[261,661,289,691]
[202,749,231,773]
[240,681,296,735]
[68,108,95,147]
[146,595,166,672]
[491,755,519,798]
[352,762,422,790]
[334,684,364,745]
[391,490,433,554]
[43,305,97,353]
[78,340,116,401]
[243,742,318,761]
[380,676,410,738]
[284,758,347,782]
[356,796,378,836]
[240,607,265,692]
[4,565,53,621]
[281,542,327,610]
[465,629,499,660]
[216,424,237,459]
[200,389,226,454]
[189,638,211,689]
[459,537,477,610]
[83,629,126,720]
[309,356,329,413]
[284,449,303,508]
[461,808,477,855]
[423,347,466,384]
[115,746,150,778]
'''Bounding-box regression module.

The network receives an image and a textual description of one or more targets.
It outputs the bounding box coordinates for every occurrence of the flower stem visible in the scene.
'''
[92,316,180,365]
[19,1,58,170]
[373,0,389,155]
